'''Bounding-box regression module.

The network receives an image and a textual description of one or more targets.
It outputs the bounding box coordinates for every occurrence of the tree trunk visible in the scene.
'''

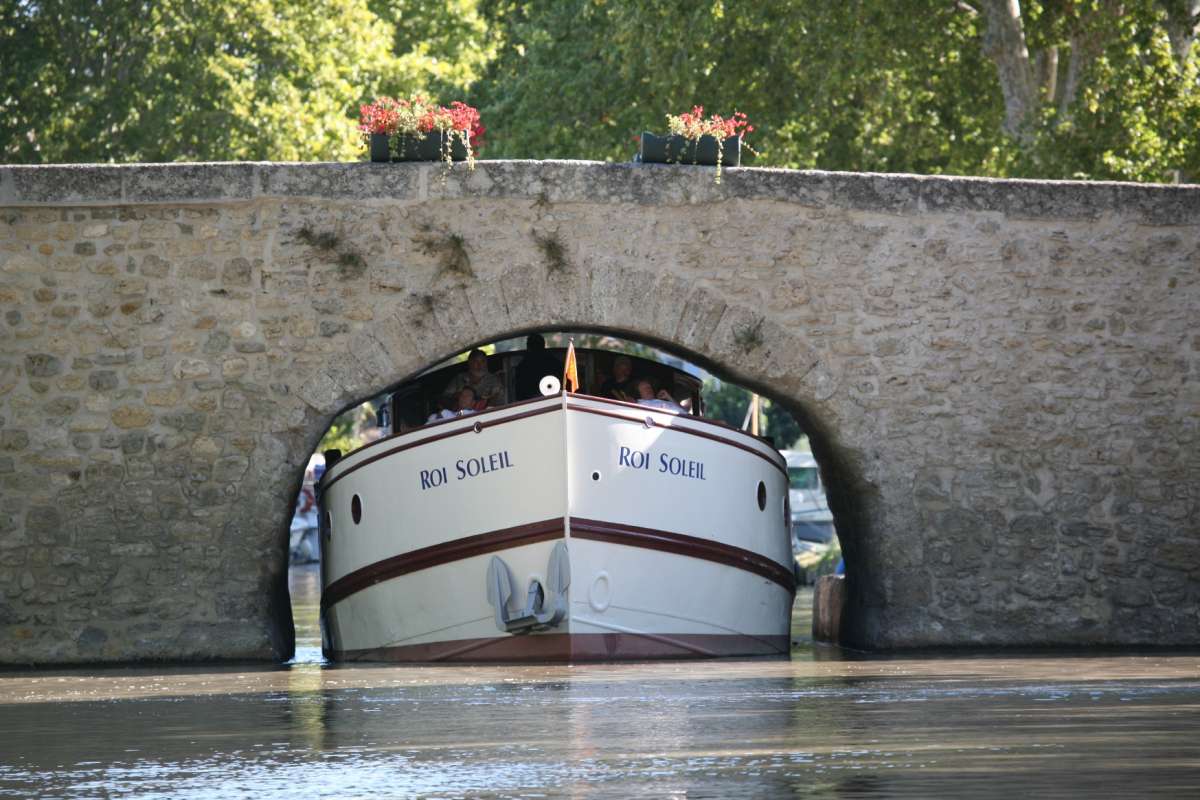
[1161,0,1200,71]
[1035,45,1058,102]
[977,0,1039,141]
[1056,7,1115,123]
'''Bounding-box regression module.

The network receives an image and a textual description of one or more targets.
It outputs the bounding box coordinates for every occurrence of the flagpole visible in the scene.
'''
[560,338,575,550]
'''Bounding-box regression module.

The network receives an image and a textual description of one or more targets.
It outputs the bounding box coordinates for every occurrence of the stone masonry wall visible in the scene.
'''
[0,161,1197,663]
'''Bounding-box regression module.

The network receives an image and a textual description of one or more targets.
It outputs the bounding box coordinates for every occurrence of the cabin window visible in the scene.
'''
[351,494,362,524]
[757,481,767,511]
[386,339,706,429]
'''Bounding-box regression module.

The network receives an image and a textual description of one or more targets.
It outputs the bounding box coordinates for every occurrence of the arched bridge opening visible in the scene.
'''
[287,328,863,662]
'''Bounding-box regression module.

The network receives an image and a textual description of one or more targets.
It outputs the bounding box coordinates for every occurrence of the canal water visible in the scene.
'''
[1,565,1198,798]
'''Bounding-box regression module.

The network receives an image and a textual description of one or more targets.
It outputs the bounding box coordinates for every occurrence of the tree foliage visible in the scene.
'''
[317,400,380,454]
[3,0,1197,180]
[1,0,489,163]
[702,379,803,450]
[473,0,1200,180]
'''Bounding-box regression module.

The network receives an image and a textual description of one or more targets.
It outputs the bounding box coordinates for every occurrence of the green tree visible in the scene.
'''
[701,379,803,449]
[473,0,1199,180]
[318,400,380,454]
[1,0,490,163]
[370,0,497,97]
[968,0,1200,180]
[6,0,1196,179]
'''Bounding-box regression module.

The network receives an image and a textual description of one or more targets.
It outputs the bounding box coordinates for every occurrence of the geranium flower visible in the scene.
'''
[662,106,755,184]
[358,94,483,169]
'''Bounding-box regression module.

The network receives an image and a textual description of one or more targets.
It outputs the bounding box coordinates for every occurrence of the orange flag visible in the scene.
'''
[563,340,579,393]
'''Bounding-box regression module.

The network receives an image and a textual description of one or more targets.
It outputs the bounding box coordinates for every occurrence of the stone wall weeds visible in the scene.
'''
[0,161,1197,663]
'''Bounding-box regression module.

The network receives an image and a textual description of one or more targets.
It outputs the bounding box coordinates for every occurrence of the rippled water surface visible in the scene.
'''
[2,564,1198,798]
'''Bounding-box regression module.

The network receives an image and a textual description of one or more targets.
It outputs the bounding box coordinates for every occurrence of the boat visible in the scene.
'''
[317,344,794,662]
[783,450,835,545]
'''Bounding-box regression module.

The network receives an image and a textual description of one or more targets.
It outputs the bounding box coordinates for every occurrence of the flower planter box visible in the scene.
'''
[369,133,391,163]
[639,132,741,167]
[369,131,470,163]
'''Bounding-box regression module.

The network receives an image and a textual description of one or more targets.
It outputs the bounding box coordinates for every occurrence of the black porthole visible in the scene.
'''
[591,471,602,481]
[756,481,767,511]
[324,511,332,538]
[351,494,362,524]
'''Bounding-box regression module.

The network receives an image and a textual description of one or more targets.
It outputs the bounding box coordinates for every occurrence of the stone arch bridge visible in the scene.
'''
[0,161,1196,664]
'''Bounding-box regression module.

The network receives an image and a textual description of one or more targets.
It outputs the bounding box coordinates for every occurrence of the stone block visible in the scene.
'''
[4,165,123,204]
[123,163,257,203]
[24,353,62,378]
[258,162,420,199]
[111,406,153,429]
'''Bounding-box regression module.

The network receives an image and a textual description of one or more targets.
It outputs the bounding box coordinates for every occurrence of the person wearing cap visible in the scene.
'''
[599,355,637,402]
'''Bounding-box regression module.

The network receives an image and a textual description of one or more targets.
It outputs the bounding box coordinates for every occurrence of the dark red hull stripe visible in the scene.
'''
[570,517,796,594]
[321,517,565,611]
[322,519,794,611]
[333,631,791,663]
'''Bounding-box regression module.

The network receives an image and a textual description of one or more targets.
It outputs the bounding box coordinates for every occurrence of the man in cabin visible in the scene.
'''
[514,333,563,400]
[599,355,637,402]
[442,349,506,409]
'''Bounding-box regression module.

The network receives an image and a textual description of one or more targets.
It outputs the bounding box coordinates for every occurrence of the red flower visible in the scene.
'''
[665,106,753,143]
[356,94,484,166]
[661,106,757,183]
[358,97,403,137]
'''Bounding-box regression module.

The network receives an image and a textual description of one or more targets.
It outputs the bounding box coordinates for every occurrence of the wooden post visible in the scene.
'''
[811,575,845,644]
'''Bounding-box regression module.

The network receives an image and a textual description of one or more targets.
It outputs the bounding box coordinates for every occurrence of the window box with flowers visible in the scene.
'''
[639,107,754,183]
[359,96,484,168]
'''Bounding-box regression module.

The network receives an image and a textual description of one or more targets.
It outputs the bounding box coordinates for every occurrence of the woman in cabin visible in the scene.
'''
[634,377,687,414]
[427,386,479,422]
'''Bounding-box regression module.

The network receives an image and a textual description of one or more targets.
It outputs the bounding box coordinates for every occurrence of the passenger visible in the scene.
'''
[442,349,506,409]
[634,378,686,414]
[599,355,637,402]
[454,386,479,415]
[427,386,479,422]
[514,333,563,400]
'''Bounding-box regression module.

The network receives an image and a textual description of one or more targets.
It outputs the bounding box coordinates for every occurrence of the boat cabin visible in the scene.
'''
[385,347,704,433]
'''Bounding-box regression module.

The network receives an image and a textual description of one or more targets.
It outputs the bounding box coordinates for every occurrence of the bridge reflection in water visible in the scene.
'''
[0,565,1196,798]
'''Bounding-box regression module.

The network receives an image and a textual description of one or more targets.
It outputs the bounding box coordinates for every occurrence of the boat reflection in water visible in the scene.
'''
[318,346,794,662]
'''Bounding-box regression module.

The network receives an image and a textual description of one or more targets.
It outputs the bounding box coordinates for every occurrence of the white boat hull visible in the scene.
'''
[319,394,794,662]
